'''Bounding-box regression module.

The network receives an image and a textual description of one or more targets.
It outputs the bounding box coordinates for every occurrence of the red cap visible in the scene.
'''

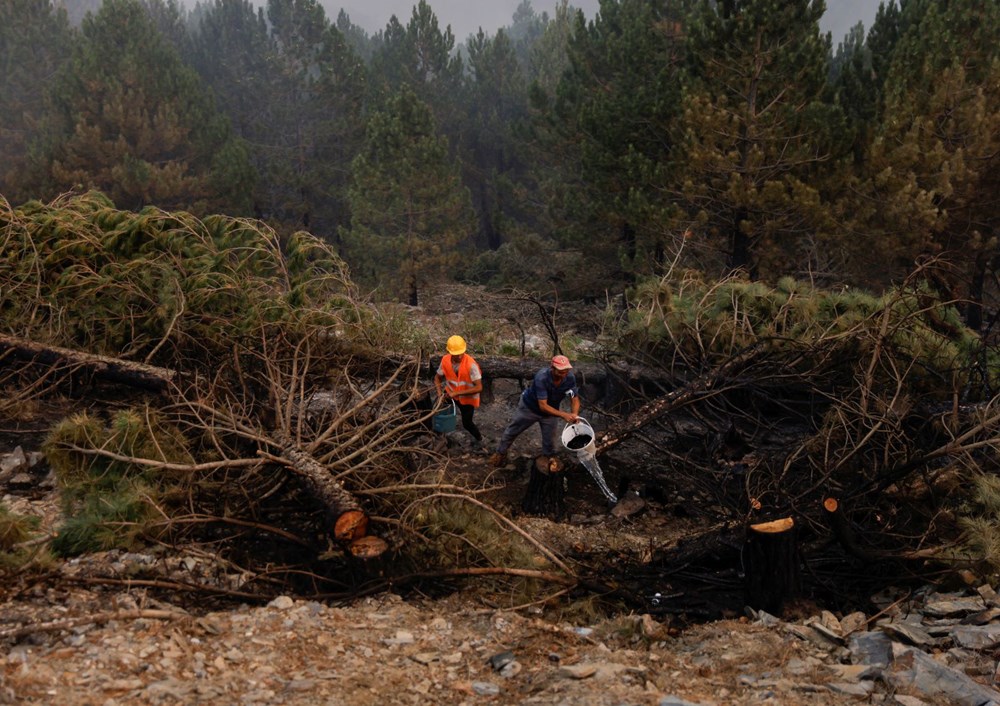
[551,355,572,371]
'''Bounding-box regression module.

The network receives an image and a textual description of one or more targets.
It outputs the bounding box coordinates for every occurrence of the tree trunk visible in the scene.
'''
[272,431,383,555]
[0,334,177,391]
[594,344,765,455]
[743,517,799,616]
[521,455,565,519]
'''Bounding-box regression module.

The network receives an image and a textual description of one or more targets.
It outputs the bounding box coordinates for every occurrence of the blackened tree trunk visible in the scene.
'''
[743,517,799,616]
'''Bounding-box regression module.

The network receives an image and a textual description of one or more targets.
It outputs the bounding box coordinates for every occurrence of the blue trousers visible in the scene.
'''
[497,399,559,455]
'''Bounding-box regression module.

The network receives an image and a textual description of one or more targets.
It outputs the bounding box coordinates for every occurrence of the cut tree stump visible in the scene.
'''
[743,516,799,616]
[347,536,390,578]
[521,455,565,518]
[823,497,878,562]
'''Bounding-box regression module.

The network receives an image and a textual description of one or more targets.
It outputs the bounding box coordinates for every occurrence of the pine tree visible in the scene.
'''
[461,28,530,251]
[31,0,253,214]
[342,87,474,306]
[831,22,877,163]
[678,0,843,280]
[534,0,690,282]
[850,0,1000,326]
[525,0,575,98]
[0,0,73,203]
[368,1,464,140]
[190,0,366,234]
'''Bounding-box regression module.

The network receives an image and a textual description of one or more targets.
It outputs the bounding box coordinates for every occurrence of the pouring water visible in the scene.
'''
[561,419,617,504]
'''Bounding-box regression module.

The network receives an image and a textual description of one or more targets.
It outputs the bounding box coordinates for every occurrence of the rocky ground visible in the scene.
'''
[4,284,1000,705]
[6,406,1000,706]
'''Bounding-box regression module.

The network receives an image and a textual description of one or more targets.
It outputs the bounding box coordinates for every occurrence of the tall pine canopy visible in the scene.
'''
[848,0,1000,326]
[31,0,253,214]
[679,0,842,280]
[461,28,531,252]
[0,0,72,204]
[342,87,474,306]
[535,0,689,283]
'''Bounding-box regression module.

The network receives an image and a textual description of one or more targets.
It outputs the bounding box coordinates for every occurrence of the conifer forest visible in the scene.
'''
[3,0,1000,652]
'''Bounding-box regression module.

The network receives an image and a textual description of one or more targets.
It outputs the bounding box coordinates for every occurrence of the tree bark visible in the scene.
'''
[0,334,177,391]
[521,455,565,518]
[743,517,799,616]
[272,431,383,555]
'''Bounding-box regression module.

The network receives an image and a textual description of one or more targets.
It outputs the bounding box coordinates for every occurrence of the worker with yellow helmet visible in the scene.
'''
[434,335,486,449]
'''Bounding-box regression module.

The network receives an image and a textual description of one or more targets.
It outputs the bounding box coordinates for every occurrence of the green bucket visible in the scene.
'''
[433,400,457,433]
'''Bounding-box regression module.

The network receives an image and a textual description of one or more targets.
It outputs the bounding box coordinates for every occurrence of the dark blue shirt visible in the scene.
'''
[522,367,578,414]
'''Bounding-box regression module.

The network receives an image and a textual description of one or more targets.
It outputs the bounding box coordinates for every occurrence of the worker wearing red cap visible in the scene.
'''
[435,335,485,447]
[489,354,580,467]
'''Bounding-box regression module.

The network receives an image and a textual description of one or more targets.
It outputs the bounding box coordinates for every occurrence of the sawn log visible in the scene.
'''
[272,431,385,556]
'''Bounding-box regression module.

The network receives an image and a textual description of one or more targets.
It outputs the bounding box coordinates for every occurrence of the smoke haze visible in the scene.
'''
[322,0,883,45]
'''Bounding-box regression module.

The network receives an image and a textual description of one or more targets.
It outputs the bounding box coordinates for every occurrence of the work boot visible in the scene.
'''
[488,451,507,468]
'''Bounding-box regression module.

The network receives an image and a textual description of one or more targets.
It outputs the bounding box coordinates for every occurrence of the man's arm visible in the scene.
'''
[452,379,483,399]
[538,398,576,423]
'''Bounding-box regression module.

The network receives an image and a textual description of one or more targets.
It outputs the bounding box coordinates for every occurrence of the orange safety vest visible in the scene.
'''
[441,354,481,408]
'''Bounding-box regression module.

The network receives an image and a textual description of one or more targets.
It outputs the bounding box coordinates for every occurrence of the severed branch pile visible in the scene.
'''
[589,267,1000,610]
[0,194,580,605]
[12,327,577,603]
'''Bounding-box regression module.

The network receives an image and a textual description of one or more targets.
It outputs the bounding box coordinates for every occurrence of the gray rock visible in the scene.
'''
[785,623,840,650]
[659,696,711,706]
[977,584,1000,608]
[558,664,597,679]
[0,446,27,476]
[488,651,516,671]
[961,607,1000,625]
[840,611,868,636]
[892,696,932,706]
[888,643,1000,706]
[881,621,935,647]
[827,681,875,696]
[848,631,893,667]
[952,625,1000,650]
[499,660,522,678]
[923,597,988,618]
[829,664,882,682]
[472,681,500,696]
[267,595,294,610]
[805,619,846,645]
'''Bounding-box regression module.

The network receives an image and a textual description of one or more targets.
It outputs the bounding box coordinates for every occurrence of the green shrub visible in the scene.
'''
[44,407,192,556]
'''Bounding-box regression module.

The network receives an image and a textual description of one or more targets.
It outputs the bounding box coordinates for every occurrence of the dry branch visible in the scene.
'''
[594,343,766,455]
[0,610,186,641]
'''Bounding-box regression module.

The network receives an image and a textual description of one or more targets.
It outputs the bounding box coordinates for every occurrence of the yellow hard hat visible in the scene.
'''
[446,335,467,355]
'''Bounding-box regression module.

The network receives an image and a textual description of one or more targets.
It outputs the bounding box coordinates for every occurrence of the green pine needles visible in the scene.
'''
[43,407,193,556]
[624,272,997,396]
[0,191,362,368]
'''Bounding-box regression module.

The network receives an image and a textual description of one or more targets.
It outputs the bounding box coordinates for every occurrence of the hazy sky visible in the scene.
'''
[324,0,884,45]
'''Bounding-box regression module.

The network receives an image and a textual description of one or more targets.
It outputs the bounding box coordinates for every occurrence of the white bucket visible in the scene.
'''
[561,418,596,455]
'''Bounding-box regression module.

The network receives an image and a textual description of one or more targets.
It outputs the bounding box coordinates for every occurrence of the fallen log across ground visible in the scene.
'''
[398,354,677,397]
[273,431,383,556]
[0,333,178,391]
[1,335,672,398]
